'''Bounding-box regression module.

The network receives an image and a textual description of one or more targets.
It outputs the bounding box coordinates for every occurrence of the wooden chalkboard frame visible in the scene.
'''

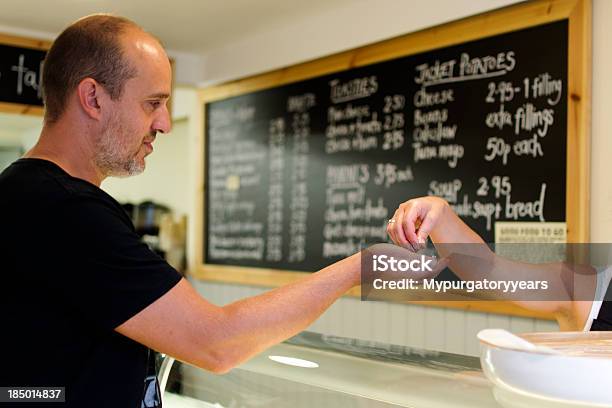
[193,0,591,319]
[0,32,51,116]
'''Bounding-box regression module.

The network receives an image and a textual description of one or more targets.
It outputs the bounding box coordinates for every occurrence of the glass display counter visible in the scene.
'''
[161,331,502,408]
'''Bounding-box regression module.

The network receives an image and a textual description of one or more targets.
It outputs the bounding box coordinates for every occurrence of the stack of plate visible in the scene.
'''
[479,331,612,408]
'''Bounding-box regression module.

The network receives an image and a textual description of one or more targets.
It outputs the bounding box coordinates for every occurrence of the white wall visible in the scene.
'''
[0,113,42,149]
[590,0,612,243]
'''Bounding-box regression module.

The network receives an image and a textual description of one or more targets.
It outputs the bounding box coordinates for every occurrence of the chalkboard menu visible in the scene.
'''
[0,43,46,107]
[197,0,590,320]
[203,16,581,274]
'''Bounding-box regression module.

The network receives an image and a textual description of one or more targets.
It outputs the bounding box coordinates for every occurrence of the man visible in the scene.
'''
[387,196,612,332]
[0,14,369,407]
[1,14,443,407]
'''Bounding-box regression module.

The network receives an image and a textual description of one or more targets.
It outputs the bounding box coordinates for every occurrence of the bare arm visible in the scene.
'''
[116,252,360,373]
[387,196,594,329]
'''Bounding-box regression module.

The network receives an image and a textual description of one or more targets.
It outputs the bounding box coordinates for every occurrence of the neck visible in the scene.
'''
[24,118,106,187]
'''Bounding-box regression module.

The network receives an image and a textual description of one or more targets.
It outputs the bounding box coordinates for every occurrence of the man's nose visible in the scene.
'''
[153,104,172,134]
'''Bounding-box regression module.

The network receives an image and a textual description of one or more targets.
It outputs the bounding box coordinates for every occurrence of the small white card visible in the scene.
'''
[495,221,567,243]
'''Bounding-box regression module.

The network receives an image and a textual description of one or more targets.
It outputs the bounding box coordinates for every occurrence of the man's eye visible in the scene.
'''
[149,101,161,109]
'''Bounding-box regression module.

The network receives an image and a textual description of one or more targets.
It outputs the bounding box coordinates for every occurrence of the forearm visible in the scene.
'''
[215,252,361,368]
[388,196,581,328]
[429,203,485,245]
[426,204,570,300]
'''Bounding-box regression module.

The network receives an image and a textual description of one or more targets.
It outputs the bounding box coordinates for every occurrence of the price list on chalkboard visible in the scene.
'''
[204,20,568,272]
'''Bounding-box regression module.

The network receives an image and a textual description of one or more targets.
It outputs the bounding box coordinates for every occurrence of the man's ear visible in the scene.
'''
[76,78,106,120]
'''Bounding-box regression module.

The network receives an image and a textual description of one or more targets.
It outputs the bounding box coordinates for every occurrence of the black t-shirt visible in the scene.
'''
[0,158,182,407]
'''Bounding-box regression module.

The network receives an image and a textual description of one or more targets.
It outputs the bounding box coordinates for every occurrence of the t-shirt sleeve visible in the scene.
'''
[585,266,612,331]
[45,196,182,331]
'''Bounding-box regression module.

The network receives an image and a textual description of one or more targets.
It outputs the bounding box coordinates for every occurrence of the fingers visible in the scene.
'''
[413,205,440,246]
[399,200,431,251]
[387,197,446,251]
[388,206,422,252]
[402,204,422,249]
[387,207,410,249]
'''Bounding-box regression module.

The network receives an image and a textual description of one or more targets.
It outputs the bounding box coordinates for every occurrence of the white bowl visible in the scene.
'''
[479,331,612,406]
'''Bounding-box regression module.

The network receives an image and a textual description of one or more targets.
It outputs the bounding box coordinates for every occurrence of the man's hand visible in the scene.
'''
[360,243,449,302]
[387,196,450,250]
[363,243,449,281]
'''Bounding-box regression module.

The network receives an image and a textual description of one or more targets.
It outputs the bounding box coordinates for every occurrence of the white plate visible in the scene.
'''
[479,331,612,406]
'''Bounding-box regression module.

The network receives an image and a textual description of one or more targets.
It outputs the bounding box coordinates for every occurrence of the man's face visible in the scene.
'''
[94,29,172,178]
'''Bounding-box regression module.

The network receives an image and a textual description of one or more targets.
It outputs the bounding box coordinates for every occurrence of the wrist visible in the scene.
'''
[430,198,451,242]
[439,198,451,220]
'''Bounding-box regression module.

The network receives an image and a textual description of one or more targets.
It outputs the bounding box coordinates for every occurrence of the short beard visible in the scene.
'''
[94,114,144,178]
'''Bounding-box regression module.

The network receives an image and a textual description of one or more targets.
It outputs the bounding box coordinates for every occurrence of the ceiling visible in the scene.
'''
[0,0,355,54]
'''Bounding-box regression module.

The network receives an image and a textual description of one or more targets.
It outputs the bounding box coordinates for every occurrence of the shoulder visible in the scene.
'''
[54,193,135,244]
[2,158,130,225]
